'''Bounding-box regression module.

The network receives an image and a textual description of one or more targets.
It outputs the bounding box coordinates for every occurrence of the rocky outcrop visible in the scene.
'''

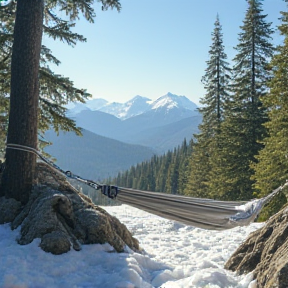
[225,204,288,288]
[0,162,139,255]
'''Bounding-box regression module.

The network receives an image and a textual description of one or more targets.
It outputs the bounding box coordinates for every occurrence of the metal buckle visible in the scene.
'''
[101,185,118,199]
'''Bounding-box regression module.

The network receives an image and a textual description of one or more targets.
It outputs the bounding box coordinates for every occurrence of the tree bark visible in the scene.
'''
[0,0,44,204]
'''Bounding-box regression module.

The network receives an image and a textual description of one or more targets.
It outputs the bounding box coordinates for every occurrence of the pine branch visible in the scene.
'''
[100,0,121,12]
[39,67,91,104]
[39,97,82,135]
[56,0,96,23]
[41,45,61,66]
[43,22,86,46]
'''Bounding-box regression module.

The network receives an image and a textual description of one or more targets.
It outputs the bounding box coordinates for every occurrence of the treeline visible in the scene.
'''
[111,0,288,219]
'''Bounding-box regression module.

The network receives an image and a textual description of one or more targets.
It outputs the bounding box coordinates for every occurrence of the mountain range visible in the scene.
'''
[67,92,201,152]
[67,92,198,120]
[44,92,201,181]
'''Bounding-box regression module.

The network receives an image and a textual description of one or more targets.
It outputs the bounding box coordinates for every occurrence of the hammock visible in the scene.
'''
[116,184,287,230]
[5,143,288,231]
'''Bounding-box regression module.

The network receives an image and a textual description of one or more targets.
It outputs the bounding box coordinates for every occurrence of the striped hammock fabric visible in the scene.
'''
[117,184,286,230]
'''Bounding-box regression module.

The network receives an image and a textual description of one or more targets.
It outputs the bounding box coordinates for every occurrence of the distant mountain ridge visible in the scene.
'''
[67,92,201,152]
[67,92,198,120]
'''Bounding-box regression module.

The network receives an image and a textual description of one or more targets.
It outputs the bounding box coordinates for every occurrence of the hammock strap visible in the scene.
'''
[5,143,104,192]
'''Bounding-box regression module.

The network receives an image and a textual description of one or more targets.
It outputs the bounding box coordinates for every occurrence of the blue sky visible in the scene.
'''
[43,0,286,105]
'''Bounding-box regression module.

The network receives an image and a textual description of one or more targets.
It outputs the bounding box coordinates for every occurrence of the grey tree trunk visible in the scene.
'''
[0,0,44,204]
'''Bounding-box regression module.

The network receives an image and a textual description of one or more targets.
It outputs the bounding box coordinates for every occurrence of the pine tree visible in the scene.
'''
[184,15,231,198]
[0,1,94,157]
[209,0,274,200]
[199,14,231,134]
[0,2,93,136]
[155,151,172,192]
[178,139,193,194]
[0,3,16,153]
[165,148,180,194]
[0,0,121,203]
[0,0,45,203]
[252,5,288,201]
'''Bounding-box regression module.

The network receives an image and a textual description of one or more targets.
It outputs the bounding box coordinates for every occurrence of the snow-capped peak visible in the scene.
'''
[67,93,198,119]
[151,92,197,111]
[98,95,152,119]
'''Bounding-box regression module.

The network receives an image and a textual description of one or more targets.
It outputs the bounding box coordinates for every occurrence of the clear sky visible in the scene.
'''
[43,0,287,105]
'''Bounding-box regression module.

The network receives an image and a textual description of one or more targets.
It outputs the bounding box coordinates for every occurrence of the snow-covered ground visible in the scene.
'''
[0,204,263,288]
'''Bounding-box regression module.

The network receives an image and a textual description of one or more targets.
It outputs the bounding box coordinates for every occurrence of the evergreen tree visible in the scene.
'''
[0,0,121,203]
[0,2,93,136]
[209,0,274,200]
[178,138,194,194]
[165,148,180,194]
[184,15,231,198]
[252,4,288,215]
[0,0,45,203]
[199,14,231,134]
[155,150,172,192]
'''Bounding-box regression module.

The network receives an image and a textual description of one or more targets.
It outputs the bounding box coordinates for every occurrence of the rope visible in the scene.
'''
[4,143,112,199]
[4,143,288,230]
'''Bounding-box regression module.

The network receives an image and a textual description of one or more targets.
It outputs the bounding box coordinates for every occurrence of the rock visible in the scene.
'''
[0,196,21,224]
[15,189,74,246]
[11,186,42,230]
[40,231,71,255]
[75,208,125,251]
[7,162,140,255]
[225,205,288,288]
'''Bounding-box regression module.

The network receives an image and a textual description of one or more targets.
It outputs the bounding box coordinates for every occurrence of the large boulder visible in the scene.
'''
[4,162,140,255]
[225,204,288,288]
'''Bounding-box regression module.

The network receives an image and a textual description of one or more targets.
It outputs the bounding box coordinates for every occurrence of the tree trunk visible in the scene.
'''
[0,0,44,204]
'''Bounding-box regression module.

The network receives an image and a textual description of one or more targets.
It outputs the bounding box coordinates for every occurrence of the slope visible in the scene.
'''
[126,115,202,152]
[44,129,156,181]
[70,107,201,151]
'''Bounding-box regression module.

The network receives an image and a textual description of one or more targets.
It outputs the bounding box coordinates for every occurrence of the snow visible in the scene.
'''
[0,204,263,288]
[97,98,151,120]
[151,93,198,111]
[151,97,179,110]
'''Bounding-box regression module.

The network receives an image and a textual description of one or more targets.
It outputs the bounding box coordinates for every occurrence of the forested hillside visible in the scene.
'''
[111,138,193,194]
[112,0,288,219]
